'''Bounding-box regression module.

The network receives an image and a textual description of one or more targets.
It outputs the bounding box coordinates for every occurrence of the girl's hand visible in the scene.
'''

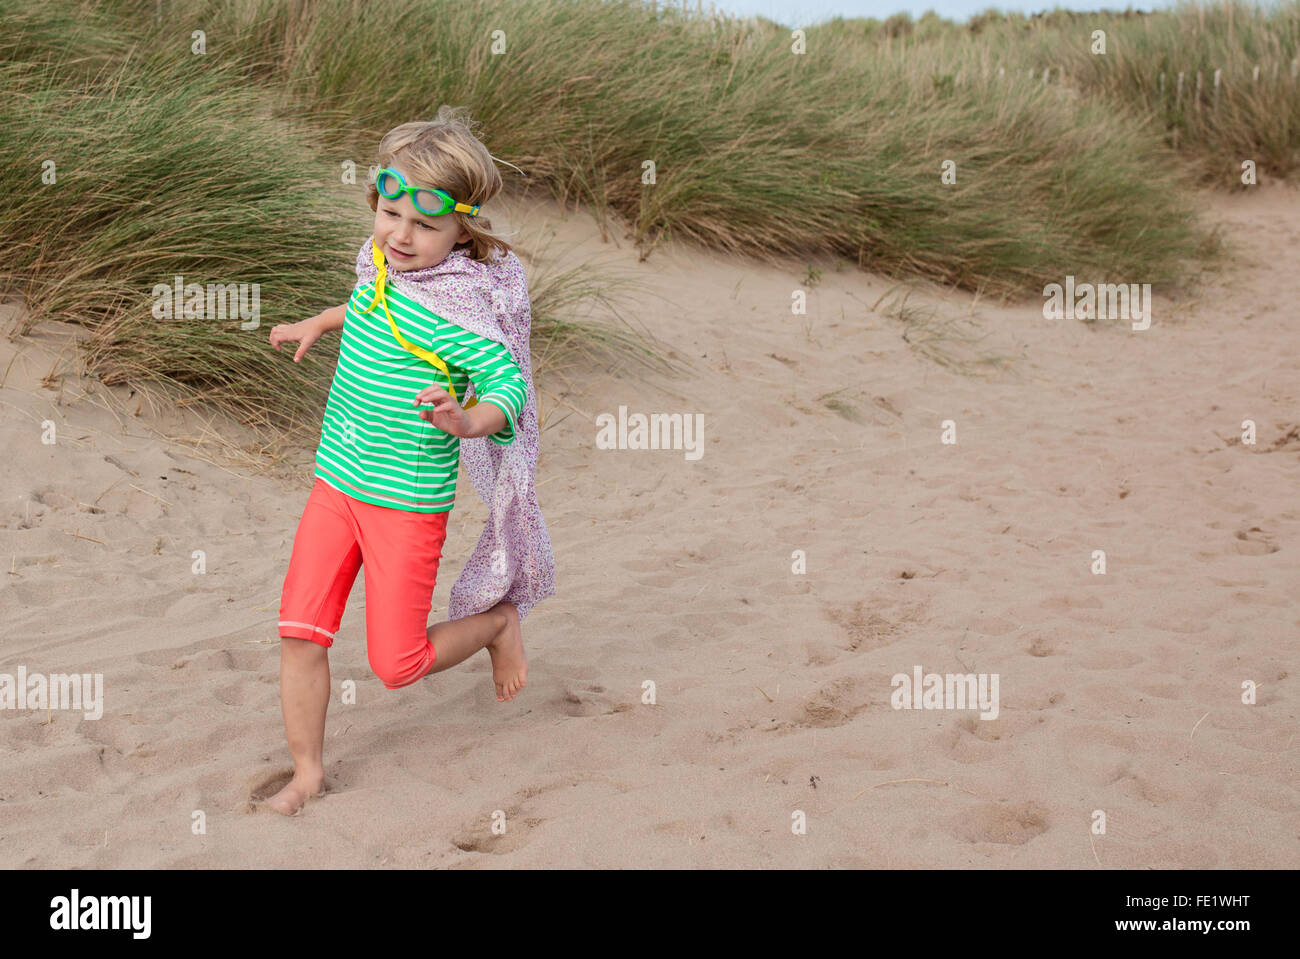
[269,317,324,362]
[413,385,471,436]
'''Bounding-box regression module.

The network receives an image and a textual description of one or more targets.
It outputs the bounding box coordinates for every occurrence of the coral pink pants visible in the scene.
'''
[279,477,449,689]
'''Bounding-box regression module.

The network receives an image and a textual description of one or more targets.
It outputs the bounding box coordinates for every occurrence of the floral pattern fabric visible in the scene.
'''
[354,236,556,622]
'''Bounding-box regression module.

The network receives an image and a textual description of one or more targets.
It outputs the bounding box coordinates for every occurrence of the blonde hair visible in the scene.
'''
[366,106,513,263]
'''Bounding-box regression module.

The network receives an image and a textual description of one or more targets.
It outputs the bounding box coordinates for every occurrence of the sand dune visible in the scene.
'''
[1,183,1296,868]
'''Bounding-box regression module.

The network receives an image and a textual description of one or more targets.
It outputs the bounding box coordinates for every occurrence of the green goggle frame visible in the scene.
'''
[374,167,480,218]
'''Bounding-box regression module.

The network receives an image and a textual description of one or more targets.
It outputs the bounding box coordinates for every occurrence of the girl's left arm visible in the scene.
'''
[459,337,527,445]
[463,401,507,439]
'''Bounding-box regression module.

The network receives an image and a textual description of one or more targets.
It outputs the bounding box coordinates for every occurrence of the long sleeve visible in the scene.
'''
[442,327,527,446]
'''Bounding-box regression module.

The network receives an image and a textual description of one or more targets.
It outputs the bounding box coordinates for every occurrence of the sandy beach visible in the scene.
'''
[1,181,1296,868]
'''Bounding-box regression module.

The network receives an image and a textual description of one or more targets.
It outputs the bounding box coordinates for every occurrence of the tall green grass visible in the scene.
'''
[8,0,1284,444]
[0,1,356,435]
[814,2,1300,186]
[1022,2,1300,184]
[87,0,1217,297]
[1,0,666,443]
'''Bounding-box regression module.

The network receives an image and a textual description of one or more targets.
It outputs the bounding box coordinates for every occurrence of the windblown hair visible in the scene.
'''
[366,106,513,262]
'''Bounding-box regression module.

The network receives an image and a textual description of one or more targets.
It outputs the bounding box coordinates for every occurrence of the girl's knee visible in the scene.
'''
[369,643,434,689]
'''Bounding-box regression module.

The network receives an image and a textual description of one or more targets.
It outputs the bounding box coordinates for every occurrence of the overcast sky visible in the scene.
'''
[692,0,1183,26]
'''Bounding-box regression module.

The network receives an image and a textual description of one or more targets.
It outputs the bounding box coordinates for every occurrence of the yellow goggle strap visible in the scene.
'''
[362,240,477,409]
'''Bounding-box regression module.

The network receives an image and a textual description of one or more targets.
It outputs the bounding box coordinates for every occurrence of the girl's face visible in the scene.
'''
[373,165,472,271]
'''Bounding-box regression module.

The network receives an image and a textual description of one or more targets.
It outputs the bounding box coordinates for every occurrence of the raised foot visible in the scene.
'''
[263,772,325,816]
[485,601,527,702]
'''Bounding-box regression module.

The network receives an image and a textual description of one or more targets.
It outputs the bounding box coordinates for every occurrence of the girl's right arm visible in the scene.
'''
[315,303,346,332]
[269,303,347,362]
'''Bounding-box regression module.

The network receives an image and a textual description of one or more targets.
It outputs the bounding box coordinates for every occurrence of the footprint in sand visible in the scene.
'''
[1025,633,1057,657]
[941,801,1049,846]
[936,713,1046,764]
[1104,766,1177,804]
[245,769,330,814]
[1234,526,1279,555]
[451,809,545,855]
[823,601,915,653]
[555,686,623,718]
[793,675,874,729]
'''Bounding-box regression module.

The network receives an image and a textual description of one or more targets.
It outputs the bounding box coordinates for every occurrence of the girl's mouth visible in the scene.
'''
[388,245,413,259]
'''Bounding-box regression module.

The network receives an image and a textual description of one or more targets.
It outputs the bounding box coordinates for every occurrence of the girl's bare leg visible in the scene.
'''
[265,605,525,817]
[265,637,330,816]
[426,601,527,701]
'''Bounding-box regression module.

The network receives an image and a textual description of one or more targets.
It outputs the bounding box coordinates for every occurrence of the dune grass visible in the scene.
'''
[0,3,355,435]
[1021,1,1300,184]
[86,0,1219,298]
[3,0,1289,444]
[816,2,1300,187]
[0,0,666,442]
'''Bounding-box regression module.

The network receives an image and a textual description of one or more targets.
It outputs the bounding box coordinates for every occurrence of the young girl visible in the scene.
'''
[265,109,555,816]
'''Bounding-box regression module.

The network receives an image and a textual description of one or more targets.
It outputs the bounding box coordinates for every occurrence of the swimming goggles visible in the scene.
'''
[361,238,478,409]
[374,167,480,218]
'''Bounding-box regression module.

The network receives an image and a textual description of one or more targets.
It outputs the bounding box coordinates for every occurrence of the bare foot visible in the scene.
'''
[263,771,325,816]
[485,601,527,701]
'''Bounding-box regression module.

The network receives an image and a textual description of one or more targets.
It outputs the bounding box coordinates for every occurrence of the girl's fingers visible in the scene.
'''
[414,387,450,405]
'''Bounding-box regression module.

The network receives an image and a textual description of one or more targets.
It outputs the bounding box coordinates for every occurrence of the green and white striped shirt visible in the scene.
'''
[313,279,527,512]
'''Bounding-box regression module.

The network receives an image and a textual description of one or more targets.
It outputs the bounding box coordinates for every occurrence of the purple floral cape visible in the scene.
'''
[354,236,556,622]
